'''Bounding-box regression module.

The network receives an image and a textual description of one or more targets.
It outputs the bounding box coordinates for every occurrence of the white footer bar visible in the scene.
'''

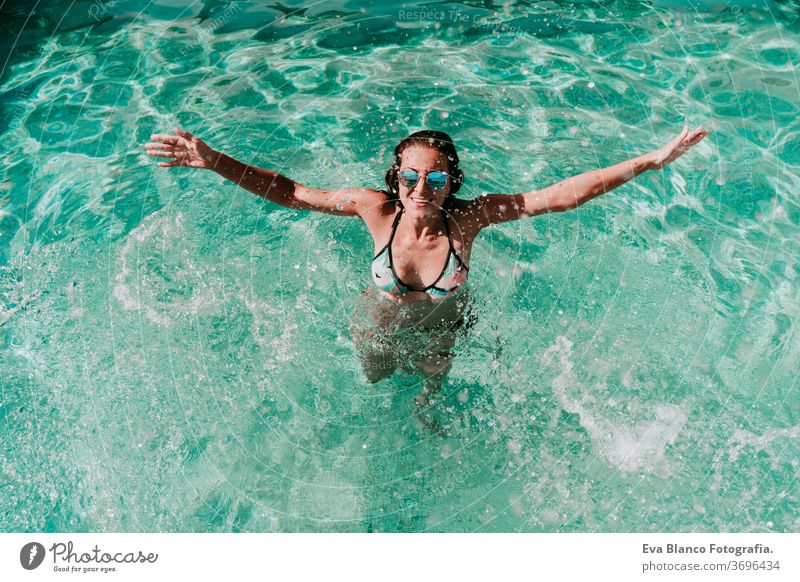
[1,533,796,581]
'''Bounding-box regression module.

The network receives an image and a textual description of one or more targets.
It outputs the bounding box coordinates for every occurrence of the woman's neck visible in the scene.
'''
[398,205,446,240]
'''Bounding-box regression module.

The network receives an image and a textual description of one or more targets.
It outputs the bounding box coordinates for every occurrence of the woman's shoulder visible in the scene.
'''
[445,197,485,237]
[349,190,401,228]
[355,189,399,216]
[444,196,482,220]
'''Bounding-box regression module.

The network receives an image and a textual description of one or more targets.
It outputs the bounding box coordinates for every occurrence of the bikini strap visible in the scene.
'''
[441,209,469,272]
[441,209,454,250]
[388,203,404,245]
[372,202,405,260]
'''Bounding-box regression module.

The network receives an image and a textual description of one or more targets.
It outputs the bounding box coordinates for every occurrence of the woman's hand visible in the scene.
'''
[144,128,218,169]
[649,123,710,170]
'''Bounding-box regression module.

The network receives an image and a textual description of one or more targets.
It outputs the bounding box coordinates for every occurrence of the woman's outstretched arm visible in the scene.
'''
[464,123,709,229]
[144,128,377,216]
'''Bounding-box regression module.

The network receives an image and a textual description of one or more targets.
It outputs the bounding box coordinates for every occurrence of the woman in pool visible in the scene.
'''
[145,124,708,428]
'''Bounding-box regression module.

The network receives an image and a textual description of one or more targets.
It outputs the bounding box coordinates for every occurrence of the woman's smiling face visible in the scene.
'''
[397,145,452,214]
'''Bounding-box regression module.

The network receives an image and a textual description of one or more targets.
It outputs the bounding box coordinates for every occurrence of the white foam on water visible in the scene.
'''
[0,287,41,328]
[287,469,364,525]
[708,424,800,491]
[113,215,164,322]
[761,37,800,50]
[727,425,800,462]
[542,336,689,473]
[113,212,223,325]
[239,291,297,365]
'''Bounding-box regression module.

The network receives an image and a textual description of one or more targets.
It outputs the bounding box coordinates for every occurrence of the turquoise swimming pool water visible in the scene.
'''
[1,0,798,532]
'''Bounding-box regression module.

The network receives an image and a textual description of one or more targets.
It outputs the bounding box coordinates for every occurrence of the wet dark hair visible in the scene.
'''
[383,130,464,205]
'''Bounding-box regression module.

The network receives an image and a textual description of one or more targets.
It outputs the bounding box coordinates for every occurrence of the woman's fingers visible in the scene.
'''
[144,141,176,150]
[146,130,202,168]
[174,127,194,139]
[157,160,206,169]
[692,128,709,142]
[671,126,706,149]
[671,124,688,145]
[145,145,175,156]
[685,135,703,147]
[681,128,709,148]
[663,128,686,153]
[686,127,703,140]
[151,154,205,168]
[150,133,180,145]
[674,124,689,144]
[650,124,709,169]
[147,150,177,158]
